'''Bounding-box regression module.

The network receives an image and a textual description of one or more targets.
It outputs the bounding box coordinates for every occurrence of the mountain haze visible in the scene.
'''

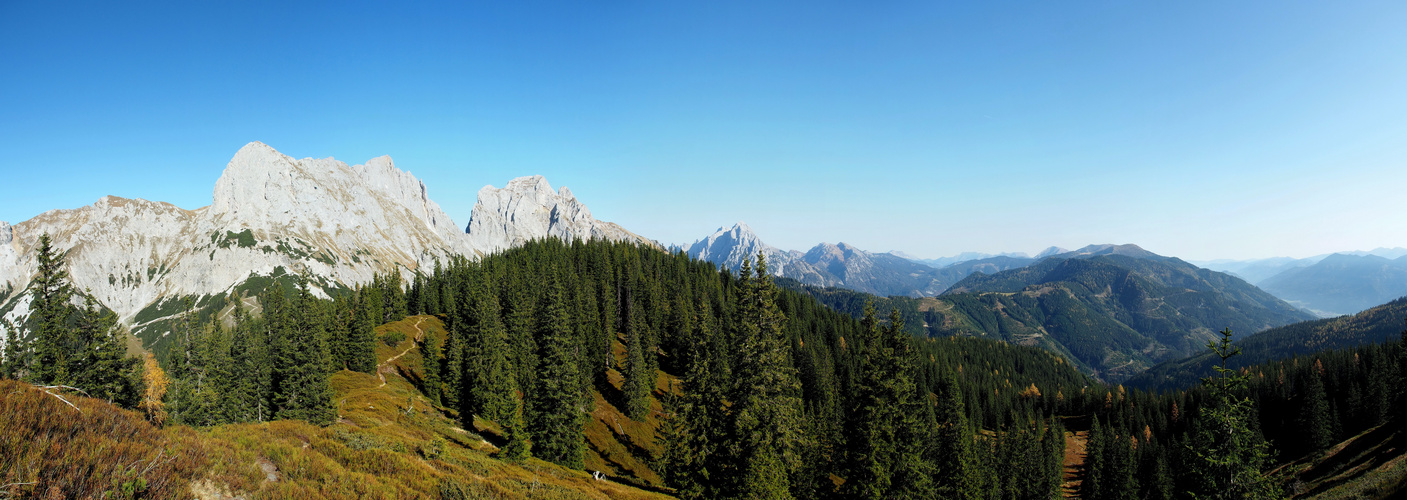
[1258,253,1407,317]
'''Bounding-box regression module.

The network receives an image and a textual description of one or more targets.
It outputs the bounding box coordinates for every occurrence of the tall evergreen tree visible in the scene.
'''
[420,328,442,405]
[623,296,653,420]
[528,273,586,469]
[349,290,378,373]
[70,293,141,407]
[1184,328,1281,499]
[725,254,804,499]
[1299,366,1334,453]
[1,316,26,379]
[843,304,935,498]
[273,279,335,425]
[932,373,979,499]
[29,233,76,385]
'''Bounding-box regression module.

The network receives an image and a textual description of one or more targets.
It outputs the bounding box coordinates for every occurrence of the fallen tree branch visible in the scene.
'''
[35,385,90,413]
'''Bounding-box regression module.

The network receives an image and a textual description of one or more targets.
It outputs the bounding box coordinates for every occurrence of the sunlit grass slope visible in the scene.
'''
[0,314,673,500]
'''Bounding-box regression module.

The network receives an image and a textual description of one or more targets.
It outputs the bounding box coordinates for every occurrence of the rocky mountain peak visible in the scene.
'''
[0,221,11,245]
[687,222,786,273]
[465,175,645,256]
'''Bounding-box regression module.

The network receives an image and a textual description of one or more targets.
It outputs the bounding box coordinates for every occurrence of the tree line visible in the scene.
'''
[12,234,1390,498]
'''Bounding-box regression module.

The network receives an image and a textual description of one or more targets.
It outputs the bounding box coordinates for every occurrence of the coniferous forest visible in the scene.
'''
[4,235,1407,499]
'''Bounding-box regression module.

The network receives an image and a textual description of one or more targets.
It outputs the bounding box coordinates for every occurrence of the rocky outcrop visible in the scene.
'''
[0,142,650,346]
[465,175,649,256]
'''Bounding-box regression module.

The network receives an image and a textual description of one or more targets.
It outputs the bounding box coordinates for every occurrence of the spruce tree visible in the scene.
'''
[273,279,335,425]
[351,289,378,373]
[623,296,653,420]
[1185,328,1281,499]
[843,305,935,498]
[29,233,76,385]
[932,373,979,499]
[501,395,532,462]
[70,293,141,407]
[420,328,442,405]
[664,296,727,499]
[527,274,586,469]
[1,316,25,379]
[725,254,803,499]
[1299,366,1333,453]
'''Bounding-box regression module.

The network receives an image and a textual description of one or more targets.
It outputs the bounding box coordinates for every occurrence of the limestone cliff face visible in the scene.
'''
[465,175,651,256]
[687,222,797,275]
[0,142,635,344]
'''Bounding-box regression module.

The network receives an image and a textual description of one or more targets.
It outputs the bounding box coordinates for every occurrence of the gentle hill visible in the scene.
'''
[934,249,1314,381]
[1259,253,1407,317]
[1128,297,1407,392]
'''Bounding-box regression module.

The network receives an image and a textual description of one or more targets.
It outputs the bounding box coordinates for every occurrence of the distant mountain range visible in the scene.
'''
[1195,248,1407,317]
[888,247,1066,269]
[1258,253,1407,317]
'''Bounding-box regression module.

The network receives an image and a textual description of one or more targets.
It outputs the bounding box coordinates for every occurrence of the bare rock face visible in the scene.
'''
[0,142,653,346]
[465,175,649,256]
[687,222,797,275]
[0,142,473,336]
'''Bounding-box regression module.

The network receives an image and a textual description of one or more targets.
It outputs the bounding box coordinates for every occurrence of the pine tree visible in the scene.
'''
[1185,328,1281,499]
[420,328,442,405]
[273,279,335,425]
[0,316,25,379]
[70,293,142,407]
[29,233,76,385]
[1299,366,1333,453]
[932,372,980,499]
[500,395,532,462]
[351,289,378,373]
[664,296,728,499]
[725,254,804,498]
[623,296,653,420]
[528,274,586,468]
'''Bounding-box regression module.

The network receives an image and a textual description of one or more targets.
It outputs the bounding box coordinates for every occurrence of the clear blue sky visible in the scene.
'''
[3,1,1406,261]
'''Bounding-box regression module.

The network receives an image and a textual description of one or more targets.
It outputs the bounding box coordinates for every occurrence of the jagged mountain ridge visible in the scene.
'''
[465,175,650,256]
[686,223,959,297]
[0,142,647,346]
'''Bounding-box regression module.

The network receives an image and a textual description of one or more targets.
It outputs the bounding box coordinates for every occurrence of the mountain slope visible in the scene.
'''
[1128,297,1407,392]
[1259,253,1407,317]
[932,246,1315,380]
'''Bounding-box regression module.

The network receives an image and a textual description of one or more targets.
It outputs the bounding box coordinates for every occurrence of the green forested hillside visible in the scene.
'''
[933,254,1314,380]
[1129,297,1407,392]
[8,236,1404,499]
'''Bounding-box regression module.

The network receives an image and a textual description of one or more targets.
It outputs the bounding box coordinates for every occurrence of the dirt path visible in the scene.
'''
[1062,429,1090,497]
[377,317,425,389]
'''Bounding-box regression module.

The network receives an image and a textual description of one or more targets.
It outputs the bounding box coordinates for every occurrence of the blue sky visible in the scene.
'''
[3,1,1406,261]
